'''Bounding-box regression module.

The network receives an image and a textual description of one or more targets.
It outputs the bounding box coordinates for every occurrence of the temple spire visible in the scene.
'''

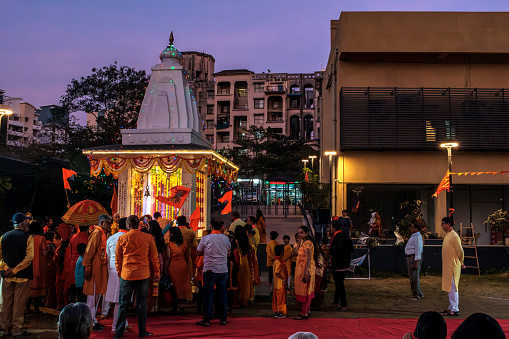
[169,31,174,46]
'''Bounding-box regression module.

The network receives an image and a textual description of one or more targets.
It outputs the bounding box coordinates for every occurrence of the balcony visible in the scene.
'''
[265,84,286,93]
[7,130,23,137]
[8,120,24,127]
[217,88,231,96]
[216,120,230,130]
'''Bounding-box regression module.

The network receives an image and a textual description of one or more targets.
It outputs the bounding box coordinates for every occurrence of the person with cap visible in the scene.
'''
[0,212,34,337]
[405,221,424,301]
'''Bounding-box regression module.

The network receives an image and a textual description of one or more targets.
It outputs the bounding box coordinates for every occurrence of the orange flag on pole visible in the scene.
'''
[110,185,118,215]
[218,190,233,215]
[189,207,201,231]
[62,168,77,190]
[432,170,450,198]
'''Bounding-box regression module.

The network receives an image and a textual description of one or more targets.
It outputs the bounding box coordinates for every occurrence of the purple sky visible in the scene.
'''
[2,0,509,112]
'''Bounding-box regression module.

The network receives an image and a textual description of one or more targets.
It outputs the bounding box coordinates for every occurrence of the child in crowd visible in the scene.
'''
[282,235,293,289]
[272,245,288,318]
[266,231,279,286]
[74,243,87,303]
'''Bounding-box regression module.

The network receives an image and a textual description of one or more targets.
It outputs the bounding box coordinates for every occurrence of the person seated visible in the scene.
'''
[58,302,93,339]
[451,313,505,339]
[402,311,446,339]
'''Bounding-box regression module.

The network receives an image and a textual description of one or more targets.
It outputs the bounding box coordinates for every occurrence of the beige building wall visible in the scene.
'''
[4,98,41,146]
[322,12,509,235]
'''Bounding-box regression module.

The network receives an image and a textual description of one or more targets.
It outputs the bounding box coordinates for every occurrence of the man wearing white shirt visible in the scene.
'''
[405,222,424,300]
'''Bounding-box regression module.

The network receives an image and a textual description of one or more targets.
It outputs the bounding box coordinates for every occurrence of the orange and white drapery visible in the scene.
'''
[87,155,238,183]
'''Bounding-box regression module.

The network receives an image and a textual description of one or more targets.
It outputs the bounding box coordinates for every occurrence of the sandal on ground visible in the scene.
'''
[12,331,31,337]
[444,311,460,316]
[220,321,227,325]
[293,314,309,320]
[138,331,153,337]
[196,320,210,327]
[440,309,450,314]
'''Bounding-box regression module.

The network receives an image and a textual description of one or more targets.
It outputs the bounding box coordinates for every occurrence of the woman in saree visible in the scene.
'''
[293,226,317,320]
[164,227,191,313]
[26,221,48,313]
[233,227,253,307]
[244,225,260,302]
[256,210,267,243]
[146,220,166,313]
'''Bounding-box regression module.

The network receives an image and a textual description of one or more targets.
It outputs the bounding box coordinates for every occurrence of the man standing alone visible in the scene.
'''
[115,215,160,338]
[441,217,465,316]
[196,218,231,327]
[0,213,33,337]
[405,222,424,300]
[83,214,112,331]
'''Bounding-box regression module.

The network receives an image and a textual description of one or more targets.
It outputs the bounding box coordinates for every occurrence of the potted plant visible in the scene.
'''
[485,209,509,245]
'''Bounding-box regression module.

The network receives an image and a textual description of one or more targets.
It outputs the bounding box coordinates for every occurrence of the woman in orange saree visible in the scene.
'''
[293,226,316,320]
[27,222,48,313]
[165,227,191,313]
[233,227,252,307]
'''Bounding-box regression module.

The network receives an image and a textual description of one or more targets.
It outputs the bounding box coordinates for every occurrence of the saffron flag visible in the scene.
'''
[218,190,233,215]
[432,170,450,198]
[62,168,77,190]
[156,186,191,210]
[189,207,201,231]
[110,185,118,215]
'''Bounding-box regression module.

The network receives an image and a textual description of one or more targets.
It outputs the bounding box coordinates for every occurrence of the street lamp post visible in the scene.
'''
[301,159,309,169]
[309,155,317,171]
[440,142,459,219]
[0,104,13,142]
[324,151,337,215]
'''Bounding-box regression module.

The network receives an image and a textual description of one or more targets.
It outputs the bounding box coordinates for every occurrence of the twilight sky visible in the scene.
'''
[2,0,509,111]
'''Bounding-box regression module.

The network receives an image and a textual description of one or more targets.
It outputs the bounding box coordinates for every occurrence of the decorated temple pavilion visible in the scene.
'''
[83,33,238,232]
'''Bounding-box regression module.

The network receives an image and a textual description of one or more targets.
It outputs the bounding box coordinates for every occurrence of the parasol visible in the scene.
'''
[62,199,109,226]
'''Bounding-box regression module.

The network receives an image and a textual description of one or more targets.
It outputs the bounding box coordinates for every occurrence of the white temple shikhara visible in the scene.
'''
[83,33,238,230]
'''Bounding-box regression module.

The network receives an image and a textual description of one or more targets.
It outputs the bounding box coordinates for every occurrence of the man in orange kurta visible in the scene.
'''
[83,215,112,330]
[266,231,279,285]
[441,217,465,316]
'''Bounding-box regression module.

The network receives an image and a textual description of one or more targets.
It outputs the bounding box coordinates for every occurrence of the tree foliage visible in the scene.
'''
[58,62,149,145]
[218,126,318,179]
[397,200,429,238]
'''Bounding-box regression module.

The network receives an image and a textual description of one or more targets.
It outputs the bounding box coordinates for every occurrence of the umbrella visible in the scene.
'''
[62,199,109,226]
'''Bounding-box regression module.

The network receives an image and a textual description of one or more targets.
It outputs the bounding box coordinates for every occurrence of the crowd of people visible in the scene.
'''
[0,210,506,338]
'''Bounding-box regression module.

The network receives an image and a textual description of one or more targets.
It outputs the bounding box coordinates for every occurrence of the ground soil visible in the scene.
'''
[17,273,509,338]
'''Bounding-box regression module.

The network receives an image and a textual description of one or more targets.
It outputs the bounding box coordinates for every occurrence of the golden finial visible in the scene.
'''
[169,31,174,46]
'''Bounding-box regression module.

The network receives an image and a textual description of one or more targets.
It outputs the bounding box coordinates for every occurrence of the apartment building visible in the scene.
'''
[202,69,323,150]
[3,97,42,146]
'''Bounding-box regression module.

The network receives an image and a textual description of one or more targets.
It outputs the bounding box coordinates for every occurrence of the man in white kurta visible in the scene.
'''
[105,218,128,332]
[441,217,465,315]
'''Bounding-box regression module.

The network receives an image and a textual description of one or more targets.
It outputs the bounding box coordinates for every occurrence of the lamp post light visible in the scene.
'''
[309,155,317,171]
[324,151,337,214]
[0,104,13,142]
[302,159,309,169]
[440,142,459,219]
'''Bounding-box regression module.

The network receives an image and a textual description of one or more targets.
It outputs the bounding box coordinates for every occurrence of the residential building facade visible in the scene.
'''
[3,97,41,146]
[201,69,323,150]
[321,12,509,243]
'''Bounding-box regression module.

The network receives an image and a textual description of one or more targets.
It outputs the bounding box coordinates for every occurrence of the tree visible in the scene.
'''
[218,126,318,179]
[59,62,149,145]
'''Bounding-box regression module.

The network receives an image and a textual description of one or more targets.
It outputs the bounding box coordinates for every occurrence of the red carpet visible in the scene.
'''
[91,316,509,338]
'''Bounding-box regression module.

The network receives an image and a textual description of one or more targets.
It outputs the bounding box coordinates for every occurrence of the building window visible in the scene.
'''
[425,121,436,142]
[272,128,283,134]
[254,99,264,109]
[254,115,264,124]
[219,104,230,114]
[219,133,230,143]
[237,88,247,97]
[25,117,29,122]
[290,98,299,109]
[207,105,214,115]
[239,119,247,129]
[207,90,215,99]
[272,101,282,109]
[206,120,214,130]
[254,83,264,93]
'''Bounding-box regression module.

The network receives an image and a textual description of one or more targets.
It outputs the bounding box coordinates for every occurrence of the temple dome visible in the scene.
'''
[159,32,183,63]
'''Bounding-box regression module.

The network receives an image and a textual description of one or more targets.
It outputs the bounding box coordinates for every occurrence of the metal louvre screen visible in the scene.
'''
[340,87,509,150]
